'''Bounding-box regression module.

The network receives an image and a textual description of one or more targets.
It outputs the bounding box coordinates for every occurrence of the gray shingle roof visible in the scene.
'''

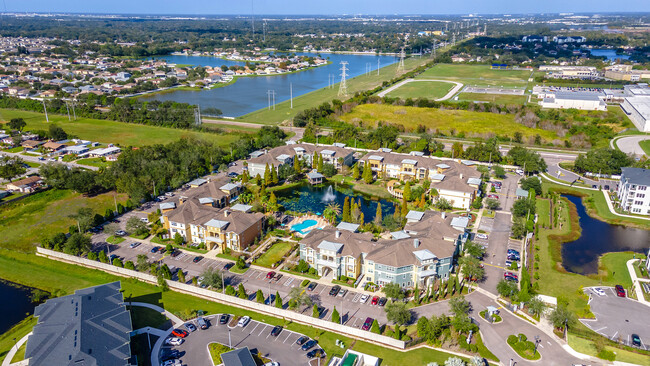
[622,167,650,186]
[336,222,360,232]
[25,281,132,366]
[221,347,257,366]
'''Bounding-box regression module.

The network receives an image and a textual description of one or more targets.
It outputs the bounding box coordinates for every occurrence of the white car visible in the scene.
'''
[360,294,369,303]
[162,360,181,366]
[238,316,251,327]
[592,287,606,296]
[263,362,279,366]
[476,233,488,240]
[164,337,183,346]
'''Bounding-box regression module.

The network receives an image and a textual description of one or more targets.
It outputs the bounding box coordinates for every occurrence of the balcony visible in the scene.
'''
[317,259,338,268]
[418,269,438,278]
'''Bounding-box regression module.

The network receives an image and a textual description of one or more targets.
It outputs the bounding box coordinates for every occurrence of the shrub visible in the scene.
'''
[300,279,310,287]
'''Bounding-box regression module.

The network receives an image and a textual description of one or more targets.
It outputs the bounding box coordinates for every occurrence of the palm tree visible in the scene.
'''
[323,202,341,223]
[239,192,254,204]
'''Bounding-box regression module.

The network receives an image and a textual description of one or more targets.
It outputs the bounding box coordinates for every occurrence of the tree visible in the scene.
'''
[98,250,108,263]
[64,233,92,255]
[464,241,485,259]
[0,156,26,182]
[225,285,236,296]
[435,197,452,211]
[385,301,411,325]
[312,304,320,318]
[512,198,536,218]
[383,283,405,300]
[8,118,26,132]
[449,296,471,317]
[288,287,313,308]
[293,155,302,174]
[362,163,373,184]
[87,252,98,261]
[112,257,123,267]
[157,273,169,291]
[492,165,506,179]
[549,305,576,330]
[511,218,526,239]
[352,164,360,180]
[374,202,383,224]
[507,146,547,174]
[126,216,148,236]
[444,357,466,366]
[469,356,484,366]
[460,256,485,282]
[177,270,186,283]
[497,279,519,298]
[124,261,135,270]
[403,182,412,202]
[236,256,247,270]
[527,296,546,318]
[342,196,351,222]
[574,148,632,175]
[401,195,408,217]
[485,198,500,211]
[48,124,68,140]
[201,268,223,290]
[256,289,265,303]
[174,232,184,245]
[451,142,464,158]
[370,319,380,334]
[520,177,542,196]
[331,306,340,324]
[275,291,283,308]
[323,202,341,223]
[238,283,247,299]
[417,316,430,339]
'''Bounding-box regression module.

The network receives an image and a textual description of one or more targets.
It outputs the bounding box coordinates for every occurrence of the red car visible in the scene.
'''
[488,194,499,199]
[615,285,625,297]
[266,271,276,279]
[362,317,373,331]
[171,329,189,338]
[371,296,379,305]
[504,272,518,280]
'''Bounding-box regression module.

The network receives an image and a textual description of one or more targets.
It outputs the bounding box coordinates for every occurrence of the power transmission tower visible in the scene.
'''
[194,106,202,126]
[263,19,268,42]
[338,61,348,97]
[267,90,276,110]
[251,0,255,35]
[396,46,405,74]
[433,39,437,58]
[452,33,456,46]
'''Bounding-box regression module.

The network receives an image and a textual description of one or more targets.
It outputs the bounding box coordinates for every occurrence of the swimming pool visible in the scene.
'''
[291,219,318,234]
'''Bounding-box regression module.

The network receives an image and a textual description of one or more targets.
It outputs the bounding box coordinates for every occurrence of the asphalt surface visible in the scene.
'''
[615,135,650,156]
[165,315,322,366]
[581,286,650,350]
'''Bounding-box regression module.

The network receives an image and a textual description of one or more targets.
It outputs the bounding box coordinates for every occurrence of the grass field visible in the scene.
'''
[0,189,128,252]
[456,92,528,105]
[254,241,294,268]
[128,305,170,330]
[75,157,113,169]
[340,103,558,140]
[640,139,650,155]
[415,64,533,87]
[385,80,454,100]
[0,316,35,363]
[568,334,650,366]
[0,249,466,365]
[238,56,434,124]
[0,109,241,147]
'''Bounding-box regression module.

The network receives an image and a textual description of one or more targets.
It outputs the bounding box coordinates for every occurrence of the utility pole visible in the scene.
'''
[42,100,49,122]
[338,61,348,97]
[377,58,380,75]
[65,102,71,121]
[71,102,77,120]
[266,90,276,110]
[251,0,255,35]
[290,83,293,109]
[396,46,405,74]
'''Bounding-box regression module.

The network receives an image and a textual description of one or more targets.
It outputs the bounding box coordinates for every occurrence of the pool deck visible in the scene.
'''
[287,215,330,236]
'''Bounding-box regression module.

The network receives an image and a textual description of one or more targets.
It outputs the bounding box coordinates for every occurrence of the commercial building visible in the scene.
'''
[521,35,548,43]
[358,150,482,209]
[604,65,650,82]
[538,91,607,111]
[24,281,132,366]
[617,167,650,215]
[538,65,599,79]
[247,143,355,178]
[299,210,468,288]
[620,84,650,132]
[553,36,586,44]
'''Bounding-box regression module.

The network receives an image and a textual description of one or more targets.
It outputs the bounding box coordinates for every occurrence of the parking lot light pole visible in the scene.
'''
[222,269,225,293]
[534,335,540,355]
[228,328,231,348]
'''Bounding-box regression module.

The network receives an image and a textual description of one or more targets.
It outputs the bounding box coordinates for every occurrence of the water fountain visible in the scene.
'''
[321,185,337,202]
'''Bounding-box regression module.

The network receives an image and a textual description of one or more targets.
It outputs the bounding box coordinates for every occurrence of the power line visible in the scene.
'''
[396,46,405,74]
[267,90,276,110]
[338,61,348,97]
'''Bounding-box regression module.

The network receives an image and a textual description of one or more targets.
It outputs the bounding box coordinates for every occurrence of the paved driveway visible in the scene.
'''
[615,135,650,156]
[165,315,320,366]
[581,286,650,350]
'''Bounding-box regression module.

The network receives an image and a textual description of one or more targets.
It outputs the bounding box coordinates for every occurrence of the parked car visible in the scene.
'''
[378,297,387,306]
[632,334,641,347]
[129,242,140,249]
[362,317,373,331]
[170,250,181,258]
[115,230,127,236]
[228,172,238,178]
[301,339,318,351]
[150,247,159,253]
[171,329,188,338]
[270,325,283,337]
[592,288,605,296]
[266,271,275,279]
[504,272,518,280]
[224,263,234,270]
[185,323,197,332]
[476,233,488,240]
[337,288,347,297]
[159,248,167,254]
[197,317,208,330]
[507,249,520,256]
[360,294,369,303]
[237,316,251,327]
[371,296,379,305]
[615,285,626,297]
[306,349,325,359]
[329,285,341,296]
[296,336,309,346]
[492,181,502,189]
[488,194,499,199]
[164,337,183,346]
[162,359,182,366]
[273,274,283,282]
[160,350,181,362]
[193,256,203,263]
[507,254,520,261]
[262,363,279,366]
[219,314,230,325]
[307,282,317,291]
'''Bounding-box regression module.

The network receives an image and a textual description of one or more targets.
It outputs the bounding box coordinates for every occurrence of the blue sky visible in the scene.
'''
[4,0,649,15]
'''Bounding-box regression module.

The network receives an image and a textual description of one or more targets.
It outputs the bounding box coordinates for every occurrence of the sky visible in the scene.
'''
[4,0,650,15]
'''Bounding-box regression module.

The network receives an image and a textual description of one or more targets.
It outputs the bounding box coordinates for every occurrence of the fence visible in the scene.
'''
[36,247,406,349]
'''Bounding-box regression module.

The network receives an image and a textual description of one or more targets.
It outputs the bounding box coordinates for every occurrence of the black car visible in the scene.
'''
[329,285,341,296]
[307,282,317,291]
[295,336,309,346]
[507,254,520,261]
[306,349,324,359]
[160,350,181,361]
[632,334,641,347]
[224,263,234,270]
[193,256,203,263]
[219,314,230,325]
[270,325,283,337]
[170,250,181,258]
[378,297,387,306]
[301,339,318,351]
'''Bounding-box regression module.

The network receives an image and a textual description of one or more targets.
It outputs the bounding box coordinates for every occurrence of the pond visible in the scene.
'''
[561,195,650,275]
[275,182,395,223]
[0,280,36,334]
[589,49,630,61]
[139,52,397,117]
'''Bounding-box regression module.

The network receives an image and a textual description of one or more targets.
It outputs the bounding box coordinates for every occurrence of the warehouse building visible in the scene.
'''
[620,84,650,132]
[538,91,607,111]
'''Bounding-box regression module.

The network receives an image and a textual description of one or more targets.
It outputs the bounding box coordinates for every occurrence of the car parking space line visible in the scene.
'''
[249,322,260,334]
[283,333,292,343]
[259,325,269,337]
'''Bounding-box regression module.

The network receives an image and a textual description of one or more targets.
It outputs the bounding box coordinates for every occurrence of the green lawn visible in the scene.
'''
[340,104,558,141]
[0,109,241,148]
[254,241,294,268]
[415,64,533,87]
[456,92,528,105]
[0,189,128,252]
[568,334,650,366]
[106,236,126,245]
[128,305,170,330]
[76,157,113,169]
[639,139,650,155]
[0,316,35,363]
[385,80,454,100]
[5,146,23,153]
[0,249,465,364]
[24,161,41,168]
[332,175,394,199]
[10,342,26,363]
[238,56,434,124]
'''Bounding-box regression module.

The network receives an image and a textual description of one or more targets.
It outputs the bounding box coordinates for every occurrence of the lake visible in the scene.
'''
[275,182,395,223]
[139,53,397,117]
[0,280,35,334]
[589,49,630,61]
[561,195,649,275]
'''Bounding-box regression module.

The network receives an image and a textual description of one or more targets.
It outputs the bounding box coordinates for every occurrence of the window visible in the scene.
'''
[637,194,645,198]
[635,201,643,205]
[639,186,647,191]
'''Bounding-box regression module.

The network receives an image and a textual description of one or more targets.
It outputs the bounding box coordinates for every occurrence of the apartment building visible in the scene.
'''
[358,150,482,209]
[247,143,355,178]
[299,210,468,288]
[604,65,650,82]
[617,167,650,215]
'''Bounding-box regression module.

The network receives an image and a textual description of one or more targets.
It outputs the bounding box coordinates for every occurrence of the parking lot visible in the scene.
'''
[164,315,324,366]
[581,286,650,350]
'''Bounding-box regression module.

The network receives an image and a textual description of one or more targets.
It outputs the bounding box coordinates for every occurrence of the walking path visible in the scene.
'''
[376,78,463,101]
[1,332,31,366]
[626,259,650,307]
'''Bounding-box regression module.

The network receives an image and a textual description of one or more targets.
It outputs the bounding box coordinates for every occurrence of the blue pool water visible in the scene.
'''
[291,219,318,234]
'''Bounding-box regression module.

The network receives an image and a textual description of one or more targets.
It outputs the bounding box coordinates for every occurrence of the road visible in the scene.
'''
[202,118,305,141]
[0,151,99,171]
[614,135,650,156]
[376,78,464,101]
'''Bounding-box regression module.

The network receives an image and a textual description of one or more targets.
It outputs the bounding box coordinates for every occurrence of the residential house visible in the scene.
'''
[307,170,325,185]
[617,167,650,215]
[42,141,66,152]
[5,175,43,193]
[89,146,121,157]
[21,139,44,150]
[247,143,355,178]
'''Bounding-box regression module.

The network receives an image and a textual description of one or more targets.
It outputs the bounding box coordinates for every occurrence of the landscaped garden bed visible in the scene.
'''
[507,334,541,360]
[479,310,502,323]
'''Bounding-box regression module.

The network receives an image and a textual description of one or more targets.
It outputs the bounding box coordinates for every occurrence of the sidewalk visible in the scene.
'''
[1,332,31,366]
[626,259,650,307]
